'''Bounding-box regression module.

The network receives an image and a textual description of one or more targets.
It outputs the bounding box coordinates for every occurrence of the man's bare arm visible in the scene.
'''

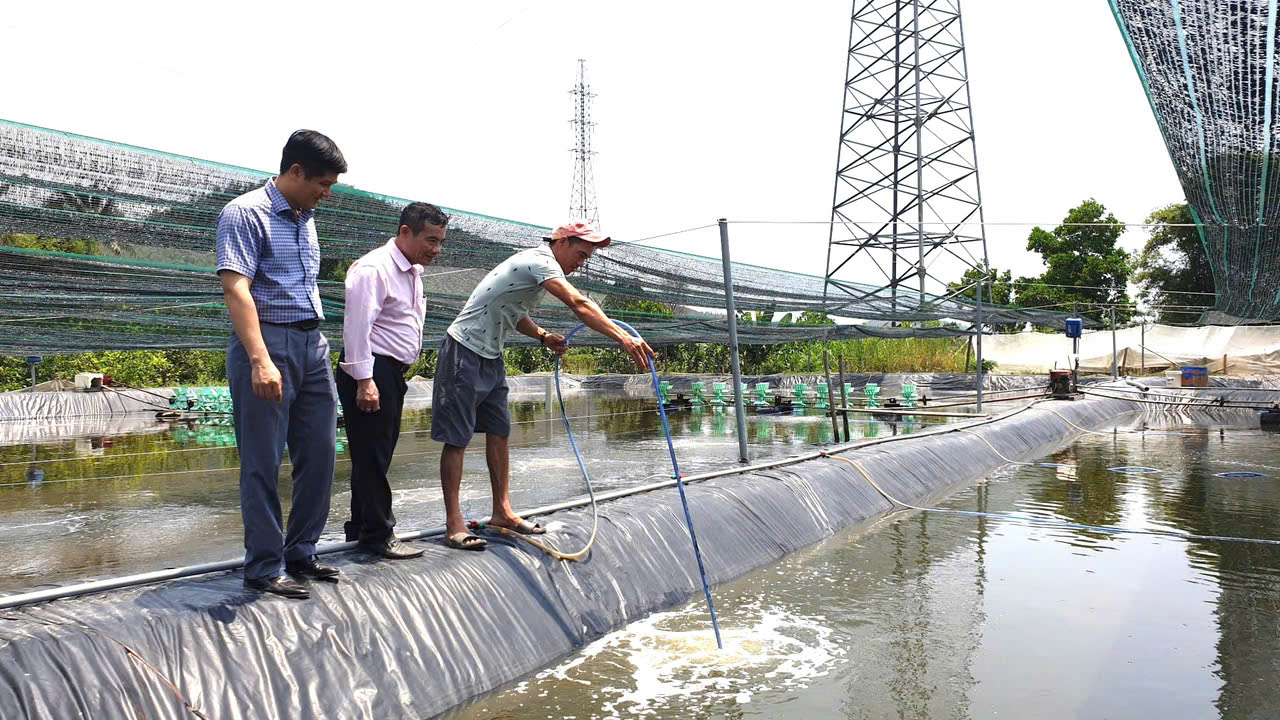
[516,314,567,355]
[542,277,654,368]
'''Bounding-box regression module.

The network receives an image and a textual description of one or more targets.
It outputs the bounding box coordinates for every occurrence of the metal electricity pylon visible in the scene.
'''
[824,0,989,315]
[569,58,600,226]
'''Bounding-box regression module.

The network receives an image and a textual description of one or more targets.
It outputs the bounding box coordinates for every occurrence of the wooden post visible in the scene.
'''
[823,350,840,442]
[1223,354,1228,376]
[964,336,972,373]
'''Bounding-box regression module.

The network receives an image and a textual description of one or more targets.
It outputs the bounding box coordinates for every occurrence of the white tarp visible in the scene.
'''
[981,324,1280,375]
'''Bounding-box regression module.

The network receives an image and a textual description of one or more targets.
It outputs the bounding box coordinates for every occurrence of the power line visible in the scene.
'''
[733,219,1215,228]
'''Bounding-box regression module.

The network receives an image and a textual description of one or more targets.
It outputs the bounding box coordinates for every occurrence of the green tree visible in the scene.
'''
[1133,203,1214,324]
[1017,199,1132,324]
[948,266,1012,306]
[948,266,1017,332]
[796,310,833,326]
[320,258,353,282]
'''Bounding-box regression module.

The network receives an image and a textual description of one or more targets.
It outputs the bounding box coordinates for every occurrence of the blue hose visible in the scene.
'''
[554,321,723,649]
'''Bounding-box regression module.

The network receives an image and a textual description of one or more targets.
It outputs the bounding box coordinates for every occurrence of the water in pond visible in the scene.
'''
[448,425,1280,719]
[0,393,953,595]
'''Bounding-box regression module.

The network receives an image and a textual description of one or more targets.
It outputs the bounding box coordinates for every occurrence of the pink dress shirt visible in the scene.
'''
[339,238,425,380]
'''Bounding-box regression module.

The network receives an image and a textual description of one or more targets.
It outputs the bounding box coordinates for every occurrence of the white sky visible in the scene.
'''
[2,0,1183,287]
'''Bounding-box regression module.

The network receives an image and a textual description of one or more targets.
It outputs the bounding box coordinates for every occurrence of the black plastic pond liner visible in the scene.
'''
[0,394,1139,720]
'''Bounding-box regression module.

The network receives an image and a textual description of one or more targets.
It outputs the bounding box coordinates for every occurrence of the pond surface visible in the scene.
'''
[447,424,1280,720]
[0,393,955,594]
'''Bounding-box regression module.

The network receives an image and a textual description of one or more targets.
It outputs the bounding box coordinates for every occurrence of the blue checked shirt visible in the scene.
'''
[215,180,324,323]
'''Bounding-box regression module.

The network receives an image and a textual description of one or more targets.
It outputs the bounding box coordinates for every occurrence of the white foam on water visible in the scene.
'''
[516,599,844,716]
[0,514,89,539]
[512,457,581,473]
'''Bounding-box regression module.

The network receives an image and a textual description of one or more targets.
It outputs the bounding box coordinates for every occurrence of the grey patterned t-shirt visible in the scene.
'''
[447,244,565,359]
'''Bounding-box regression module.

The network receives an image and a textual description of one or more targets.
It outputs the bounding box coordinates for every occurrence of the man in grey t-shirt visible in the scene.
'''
[431,220,654,550]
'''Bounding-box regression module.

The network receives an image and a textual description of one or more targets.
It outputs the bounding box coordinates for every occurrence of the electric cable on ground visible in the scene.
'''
[956,427,1079,476]
[1032,404,1134,436]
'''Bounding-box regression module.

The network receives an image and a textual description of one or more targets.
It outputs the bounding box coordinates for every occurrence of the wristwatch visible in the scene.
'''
[538,329,548,346]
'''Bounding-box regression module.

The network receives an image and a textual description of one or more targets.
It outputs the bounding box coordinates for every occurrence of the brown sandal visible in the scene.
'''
[482,518,546,535]
[445,532,487,551]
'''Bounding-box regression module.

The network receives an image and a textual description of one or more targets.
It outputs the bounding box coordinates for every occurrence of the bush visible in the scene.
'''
[1,232,101,256]
[0,349,227,391]
[0,334,982,392]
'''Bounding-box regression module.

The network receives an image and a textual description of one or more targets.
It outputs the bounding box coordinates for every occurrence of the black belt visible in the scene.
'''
[338,352,413,375]
[265,319,320,331]
[376,354,413,374]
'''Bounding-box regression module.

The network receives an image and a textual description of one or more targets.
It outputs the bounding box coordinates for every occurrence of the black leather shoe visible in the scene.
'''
[285,558,341,582]
[244,576,310,599]
[358,536,425,560]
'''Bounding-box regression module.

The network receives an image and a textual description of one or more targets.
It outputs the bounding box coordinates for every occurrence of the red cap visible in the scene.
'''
[546,219,611,248]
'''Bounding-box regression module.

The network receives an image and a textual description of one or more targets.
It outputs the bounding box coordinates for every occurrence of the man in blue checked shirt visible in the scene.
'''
[216,130,347,600]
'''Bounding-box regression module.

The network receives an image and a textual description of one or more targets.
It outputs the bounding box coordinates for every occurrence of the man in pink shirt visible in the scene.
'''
[337,202,448,559]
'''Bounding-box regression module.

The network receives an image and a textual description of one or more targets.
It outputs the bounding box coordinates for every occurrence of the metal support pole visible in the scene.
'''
[837,354,850,441]
[718,219,750,463]
[916,0,926,299]
[975,277,984,412]
[1072,302,1079,356]
[1111,307,1118,381]
[29,363,36,392]
[1140,321,1145,376]
[823,350,839,442]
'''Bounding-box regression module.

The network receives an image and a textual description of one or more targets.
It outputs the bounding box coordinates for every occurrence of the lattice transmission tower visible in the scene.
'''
[824,0,988,314]
[569,58,600,226]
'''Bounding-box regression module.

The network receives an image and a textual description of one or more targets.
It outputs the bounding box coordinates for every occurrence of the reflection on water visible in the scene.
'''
[0,394,948,593]
[449,426,1280,720]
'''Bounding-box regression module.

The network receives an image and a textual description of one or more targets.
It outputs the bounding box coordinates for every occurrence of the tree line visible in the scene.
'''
[948,199,1211,327]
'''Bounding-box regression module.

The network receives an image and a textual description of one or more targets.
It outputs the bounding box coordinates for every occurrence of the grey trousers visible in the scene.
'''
[227,323,337,581]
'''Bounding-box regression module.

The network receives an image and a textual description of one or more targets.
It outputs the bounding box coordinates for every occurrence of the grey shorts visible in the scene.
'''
[431,334,510,447]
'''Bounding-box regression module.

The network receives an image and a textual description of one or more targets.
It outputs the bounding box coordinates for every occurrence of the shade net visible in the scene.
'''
[1111,0,1280,321]
[0,119,1077,355]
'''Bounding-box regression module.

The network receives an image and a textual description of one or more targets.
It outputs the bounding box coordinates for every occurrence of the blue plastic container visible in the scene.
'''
[1065,317,1083,338]
[1181,366,1208,387]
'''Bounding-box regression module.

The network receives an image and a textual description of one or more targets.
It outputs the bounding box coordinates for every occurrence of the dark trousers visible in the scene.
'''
[336,354,409,544]
[227,324,336,581]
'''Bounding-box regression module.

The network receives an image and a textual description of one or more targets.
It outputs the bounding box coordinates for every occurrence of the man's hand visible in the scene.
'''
[618,334,656,371]
[251,357,283,403]
[356,378,381,413]
[543,332,568,355]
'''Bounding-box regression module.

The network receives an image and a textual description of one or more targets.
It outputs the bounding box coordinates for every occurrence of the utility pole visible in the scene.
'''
[568,59,600,226]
